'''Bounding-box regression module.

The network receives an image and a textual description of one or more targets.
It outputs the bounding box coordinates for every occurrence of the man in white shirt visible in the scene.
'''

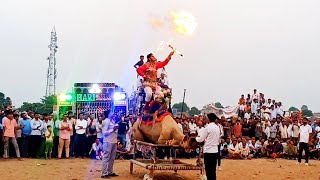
[276,102,285,117]
[196,113,220,180]
[74,113,88,158]
[251,99,259,116]
[251,89,259,102]
[266,99,273,108]
[270,105,277,120]
[159,73,169,88]
[297,118,312,165]
[189,119,197,135]
[261,105,271,120]
[30,112,44,158]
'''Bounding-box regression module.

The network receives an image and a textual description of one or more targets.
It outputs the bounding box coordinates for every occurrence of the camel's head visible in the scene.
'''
[181,134,198,150]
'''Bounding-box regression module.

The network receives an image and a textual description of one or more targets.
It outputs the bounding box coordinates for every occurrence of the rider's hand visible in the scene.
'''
[169,51,174,57]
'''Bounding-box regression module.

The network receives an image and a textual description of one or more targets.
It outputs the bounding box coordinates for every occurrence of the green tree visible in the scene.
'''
[301,105,308,111]
[188,107,200,116]
[214,102,224,108]
[0,92,12,108]
[172,102,190,112]
[18,95,57,114]
[299,105,314,117]
[289,106,299,112]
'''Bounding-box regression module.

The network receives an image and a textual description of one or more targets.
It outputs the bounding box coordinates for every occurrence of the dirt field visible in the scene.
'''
[1,158,319,180]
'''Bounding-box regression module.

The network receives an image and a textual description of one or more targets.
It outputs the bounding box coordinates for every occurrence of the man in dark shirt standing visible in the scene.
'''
[133,55,144,69]
[117,116,129,148]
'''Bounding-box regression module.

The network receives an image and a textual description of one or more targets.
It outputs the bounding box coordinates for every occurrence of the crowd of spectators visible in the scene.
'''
[1,89,319,166]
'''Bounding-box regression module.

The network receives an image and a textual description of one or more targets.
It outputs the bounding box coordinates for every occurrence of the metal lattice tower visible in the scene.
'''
[46,27,58,97]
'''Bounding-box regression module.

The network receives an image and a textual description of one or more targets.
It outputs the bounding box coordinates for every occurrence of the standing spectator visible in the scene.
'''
[39,114,53,158]
[189,119,197,135]
[30,112,44,158]
[244,102,251,119]
[96,115,104,143]
[177,118,183,132]
[251,89,259,102]
[276,102,285,117]
[101,115,119,178]
[297,118,312,166]
[19,112,31,158]
[292,120,300,142]
[118,116,129,147]
[279,122,288,139]
[233,120,242,138]
[0,114,3,157]
[58,114,72,159]
[315,121,320,140]
[14,114,23,155]
[261,105,270,120]
[68,112,76,158]
[270,105,277,120]
[242,119,250,137]
[270,121,277,139]
[52,118,61,158]
[45,125,54,159]
[3,110,22,160]
[255,122,263,140]
[251,99,259,116]
[266,99,273,108]
[133,55,144,69]
[74,113,87,158]
[87,114,97,157]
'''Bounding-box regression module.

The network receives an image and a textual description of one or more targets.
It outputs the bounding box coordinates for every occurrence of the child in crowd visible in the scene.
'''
[221,145,229,158]
[45,125,54,159]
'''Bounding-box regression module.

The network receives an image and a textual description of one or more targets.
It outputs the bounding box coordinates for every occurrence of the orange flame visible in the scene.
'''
[169,10,197,36]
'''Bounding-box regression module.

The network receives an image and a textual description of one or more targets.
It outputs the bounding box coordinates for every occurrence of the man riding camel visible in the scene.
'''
[136,51,174,113]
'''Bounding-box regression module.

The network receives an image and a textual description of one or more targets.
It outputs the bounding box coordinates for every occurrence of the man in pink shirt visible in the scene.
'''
[3,110,22,160]
[58,114,72,159]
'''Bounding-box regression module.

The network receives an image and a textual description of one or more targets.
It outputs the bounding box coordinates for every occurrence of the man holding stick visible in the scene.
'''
[196,113,220,180]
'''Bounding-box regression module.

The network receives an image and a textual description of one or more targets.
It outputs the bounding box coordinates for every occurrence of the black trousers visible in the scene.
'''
[21,135,30,158]
[30,135,42,158]
[298,142,309,163]
[204,153,219,180]
[218,145,221,166]
[52,136,59,158]
[74,134,87,157]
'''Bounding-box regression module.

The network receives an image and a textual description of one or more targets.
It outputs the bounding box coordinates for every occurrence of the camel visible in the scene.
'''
[132,114,196,149]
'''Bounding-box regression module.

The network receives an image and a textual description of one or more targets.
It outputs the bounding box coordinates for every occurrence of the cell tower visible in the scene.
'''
[46,27,58,97]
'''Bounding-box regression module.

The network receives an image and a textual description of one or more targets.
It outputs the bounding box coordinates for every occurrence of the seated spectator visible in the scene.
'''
[274,138,284,157]
[249,139,262,158]
[228,139,240,159]
[116,143,128,160]
[237,139,250,159]
[266,140,275,158]
[309,140,319,160]
[284,140,297,159]
[90,139,103,160]
[221,145,229,158]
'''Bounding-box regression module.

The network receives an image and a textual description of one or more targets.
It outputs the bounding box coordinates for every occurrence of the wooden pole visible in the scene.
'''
[180,89,186,118]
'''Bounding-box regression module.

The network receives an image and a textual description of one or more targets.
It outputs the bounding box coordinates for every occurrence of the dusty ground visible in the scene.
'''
[1,158,319,180]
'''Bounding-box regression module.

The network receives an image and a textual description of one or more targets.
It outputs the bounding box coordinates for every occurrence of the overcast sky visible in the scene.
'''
[0,0,319,111]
